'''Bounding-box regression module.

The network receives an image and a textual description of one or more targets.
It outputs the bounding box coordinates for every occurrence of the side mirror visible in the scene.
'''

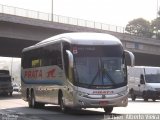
[140,80,145,84]
[66,50,73,68]
[124,50,135,67]
[140,74,145,84]
[66,50,74,81]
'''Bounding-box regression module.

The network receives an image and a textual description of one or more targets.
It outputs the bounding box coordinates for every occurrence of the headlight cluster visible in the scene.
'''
[118,90,128,96]
[77,91,88,97]
[155,88,160,91]
[118,87,128,96]
[147,86,155,91]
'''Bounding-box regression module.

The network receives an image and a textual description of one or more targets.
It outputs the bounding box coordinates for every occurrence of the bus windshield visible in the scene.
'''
[72,45,126,89]
[145,74,160,83]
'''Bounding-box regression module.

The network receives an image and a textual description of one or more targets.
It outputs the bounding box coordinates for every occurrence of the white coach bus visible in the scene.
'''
[21,32,134,114]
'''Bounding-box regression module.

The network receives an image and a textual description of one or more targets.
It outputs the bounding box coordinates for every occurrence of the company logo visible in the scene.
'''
[24,67,56,79]
[24,69,42,79]
[47,69,56,78]
[93,90,113,94]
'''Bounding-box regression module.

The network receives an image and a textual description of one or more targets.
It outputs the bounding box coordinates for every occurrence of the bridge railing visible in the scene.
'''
[0,4,125,33]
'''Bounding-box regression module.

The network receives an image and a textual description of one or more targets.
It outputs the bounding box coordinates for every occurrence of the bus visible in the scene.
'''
[21,32,134,114]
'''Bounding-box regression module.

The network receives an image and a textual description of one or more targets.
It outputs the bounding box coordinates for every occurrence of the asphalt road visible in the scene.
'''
[0,92,160,120]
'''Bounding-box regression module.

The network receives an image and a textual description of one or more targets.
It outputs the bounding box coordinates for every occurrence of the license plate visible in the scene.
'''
[99,101,108,106]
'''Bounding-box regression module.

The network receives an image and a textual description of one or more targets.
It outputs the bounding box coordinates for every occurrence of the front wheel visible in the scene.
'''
[143,92,148,102]
[59,93,67,112]
[104,107,113,114]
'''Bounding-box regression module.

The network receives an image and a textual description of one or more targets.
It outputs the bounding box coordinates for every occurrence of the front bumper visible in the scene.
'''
[73,92,128,108]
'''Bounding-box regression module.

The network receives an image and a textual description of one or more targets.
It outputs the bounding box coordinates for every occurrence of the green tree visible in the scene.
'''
[125,18,153,38]
[151,9,160,39]
[158,9,160,17]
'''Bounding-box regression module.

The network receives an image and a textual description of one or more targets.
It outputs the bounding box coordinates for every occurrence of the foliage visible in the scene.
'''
[151,17,160,39]
[125,18,153,38]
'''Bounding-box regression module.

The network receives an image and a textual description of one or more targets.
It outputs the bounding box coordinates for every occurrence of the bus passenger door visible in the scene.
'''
[64,60,75,106]
[63,49,75,105]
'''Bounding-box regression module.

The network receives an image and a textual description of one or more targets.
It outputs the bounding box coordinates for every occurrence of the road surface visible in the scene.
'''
[0,92,160,120]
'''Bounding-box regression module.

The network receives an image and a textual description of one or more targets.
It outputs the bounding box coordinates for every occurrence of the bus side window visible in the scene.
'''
[32,59,42,67]
[42,43,62,68]
[22,48,42,68]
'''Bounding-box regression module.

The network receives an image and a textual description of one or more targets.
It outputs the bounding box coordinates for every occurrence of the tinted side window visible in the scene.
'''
[22,42,62,69]
[22,48,41,68]
[42,43,62,68]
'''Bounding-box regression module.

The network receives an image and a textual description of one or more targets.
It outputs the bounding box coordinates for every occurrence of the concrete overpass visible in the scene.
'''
[0,4,160,66]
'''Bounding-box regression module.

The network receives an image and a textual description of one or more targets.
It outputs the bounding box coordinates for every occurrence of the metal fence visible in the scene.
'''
[0,4,125,33]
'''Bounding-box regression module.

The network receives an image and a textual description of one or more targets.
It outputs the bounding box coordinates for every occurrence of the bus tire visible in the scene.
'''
[104,107,113,114]
[152,98,156,102]
[29,90,44,108]
[28,92,32,108]
[59,93,66,112]
[37,103,45,108]
[9,92,12,96]
[29,91,38,108]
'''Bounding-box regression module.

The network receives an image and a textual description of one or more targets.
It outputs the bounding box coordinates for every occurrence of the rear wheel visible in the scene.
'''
[29,91,37,108]
[152,98,156,102]
[28,93,32,108]
[144,98,148,101]
[28,91,45,108]
[31,91,36,108]
[104,107,113,114]
[9,92,12,96]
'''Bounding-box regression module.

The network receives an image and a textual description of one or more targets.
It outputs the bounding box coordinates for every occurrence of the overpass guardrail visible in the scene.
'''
[0,4,125,33]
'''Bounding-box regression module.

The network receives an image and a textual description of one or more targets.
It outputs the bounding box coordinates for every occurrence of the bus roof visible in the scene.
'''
[23,32,122,52]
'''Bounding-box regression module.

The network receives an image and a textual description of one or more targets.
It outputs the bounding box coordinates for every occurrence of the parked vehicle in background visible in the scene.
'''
[21,32,134,114]
[13,83,21,92]
[0,70,13,96]
[128,66,160,101]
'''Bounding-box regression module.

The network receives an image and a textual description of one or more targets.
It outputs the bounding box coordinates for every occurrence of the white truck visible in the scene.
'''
[0,70,13,96]
[128,66,160,101]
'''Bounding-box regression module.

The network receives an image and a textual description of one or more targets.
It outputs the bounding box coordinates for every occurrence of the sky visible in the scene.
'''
[0,0,159,27]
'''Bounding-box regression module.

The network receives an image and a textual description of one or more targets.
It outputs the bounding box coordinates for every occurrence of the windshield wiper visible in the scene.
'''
[89,59,117,88]
[89,69,100,87]
[103,69,116,85]
[88,60,101,88]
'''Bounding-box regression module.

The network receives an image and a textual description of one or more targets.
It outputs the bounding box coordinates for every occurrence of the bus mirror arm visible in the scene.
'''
[66,50,74,68]
[124,50,135,67]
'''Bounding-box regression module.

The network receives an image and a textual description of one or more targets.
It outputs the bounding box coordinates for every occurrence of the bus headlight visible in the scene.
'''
[118,90,128,96]
[77,91,88,97]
